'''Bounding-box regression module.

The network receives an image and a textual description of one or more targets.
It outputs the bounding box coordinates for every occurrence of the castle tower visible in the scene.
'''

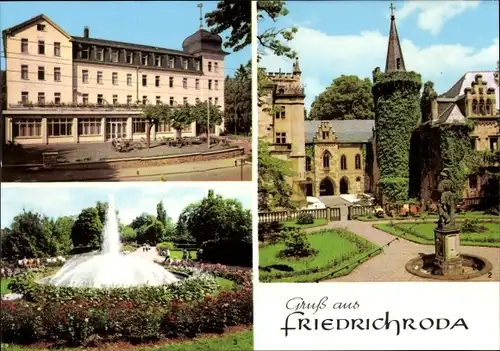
[385,3,406,73]
[372,3,422,203]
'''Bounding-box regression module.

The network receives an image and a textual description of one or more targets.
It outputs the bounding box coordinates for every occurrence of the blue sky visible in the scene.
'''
[259,0,499,109]
[1,183,252,228]
[0,1,250,76]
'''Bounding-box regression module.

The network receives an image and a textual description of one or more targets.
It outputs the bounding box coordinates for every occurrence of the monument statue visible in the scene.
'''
[436,169,456,230]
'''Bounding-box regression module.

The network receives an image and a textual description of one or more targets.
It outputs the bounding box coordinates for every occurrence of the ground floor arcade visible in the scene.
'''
[3,111,221,145]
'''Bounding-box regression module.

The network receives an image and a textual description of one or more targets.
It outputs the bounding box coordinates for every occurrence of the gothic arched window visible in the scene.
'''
[306,157,312,171]
[340,155,347,170]
[472,99,478,115]
[323,152,331,169]
[355,154,361,170]
[486,99,492,115]
[479,99,485,115]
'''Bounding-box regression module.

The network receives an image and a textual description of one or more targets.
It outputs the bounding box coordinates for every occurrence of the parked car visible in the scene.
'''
[303,197,326,210]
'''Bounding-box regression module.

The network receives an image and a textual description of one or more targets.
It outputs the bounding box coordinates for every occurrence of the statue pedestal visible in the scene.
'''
[434,228,463,276]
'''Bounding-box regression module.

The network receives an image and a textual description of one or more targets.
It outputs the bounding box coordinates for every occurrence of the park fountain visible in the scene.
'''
[40,195,179,288]
[405,171,492,280]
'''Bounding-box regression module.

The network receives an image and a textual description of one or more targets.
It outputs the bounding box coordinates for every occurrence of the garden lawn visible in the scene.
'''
[170,250,197,260]
[216,277,237,291]
[259,229,380,282]
[282,218,328,229]
[375,221,500,247]
[1,277,12,295]
[0,329,253,351]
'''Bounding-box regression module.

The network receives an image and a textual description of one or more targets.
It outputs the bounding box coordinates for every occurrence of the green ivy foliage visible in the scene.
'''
[373,70,422,201]
[439,123,475,200]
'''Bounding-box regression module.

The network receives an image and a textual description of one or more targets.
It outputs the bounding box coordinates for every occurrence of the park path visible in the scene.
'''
[129,246,164,263]
[314,220,500,282]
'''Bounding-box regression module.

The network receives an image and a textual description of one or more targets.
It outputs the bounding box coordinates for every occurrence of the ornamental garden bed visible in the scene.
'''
[281,218,328,229]
[374,220,500,247]
[0,262,252,349]
[258,228,380,283]
[356,211,499,222]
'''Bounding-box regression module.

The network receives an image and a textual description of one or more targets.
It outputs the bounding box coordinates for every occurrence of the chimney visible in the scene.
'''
[83,26,89,38]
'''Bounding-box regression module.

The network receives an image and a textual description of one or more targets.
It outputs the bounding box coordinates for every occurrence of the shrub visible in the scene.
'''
[461,218,487,233]
[156,241,175,256]
[200,238,251,267]
[279,229,317,258]
[10,274,218,305]
[0,266,253,347]
[258,221,284,242]
[296,212,314,225]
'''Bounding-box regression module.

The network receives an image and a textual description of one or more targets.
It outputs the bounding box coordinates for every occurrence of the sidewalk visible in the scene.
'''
[3,156,248,182]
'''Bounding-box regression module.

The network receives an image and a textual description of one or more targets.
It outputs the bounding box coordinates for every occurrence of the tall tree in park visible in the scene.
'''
[157,201,167,225]
[224,62,252,134]
[179,189,251,246]
[190,100,224,134]
[258,139,294,210]
[205,0,251,52]
[71,207,103,249]
[2,211,57,259]
[52,216,74,254]
[169,103,195,140]
[309,75,375,120]
[141,104,170,148]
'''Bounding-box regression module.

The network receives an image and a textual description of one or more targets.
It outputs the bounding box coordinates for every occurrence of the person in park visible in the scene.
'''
[163,247,171,263]
[197,248,203,260]
[182,248,189,261]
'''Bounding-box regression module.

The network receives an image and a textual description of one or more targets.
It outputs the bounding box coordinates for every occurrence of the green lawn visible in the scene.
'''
[375,221,500,247]
[282,218,328,229]
[259,228,380,282]
[215,277,237,291]
[357,211,499,222]
[1,277,12,295]
[0,329,253,351]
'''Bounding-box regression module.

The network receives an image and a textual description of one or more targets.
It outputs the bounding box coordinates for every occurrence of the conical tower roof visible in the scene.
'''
[385,3,406,73]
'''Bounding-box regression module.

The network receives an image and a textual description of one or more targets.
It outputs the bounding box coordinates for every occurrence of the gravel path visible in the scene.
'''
[319,220,500,282]
[130,246,163,263]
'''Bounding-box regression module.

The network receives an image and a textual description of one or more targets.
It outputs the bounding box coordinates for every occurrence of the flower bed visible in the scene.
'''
[1,263,252,347]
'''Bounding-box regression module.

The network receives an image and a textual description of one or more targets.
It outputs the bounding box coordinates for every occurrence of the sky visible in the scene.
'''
[0,1,250,76]
[259,0,500,110]
[1,183,253,227]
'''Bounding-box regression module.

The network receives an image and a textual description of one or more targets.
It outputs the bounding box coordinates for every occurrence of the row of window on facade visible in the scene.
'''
[12,117,190,138]
[20,38,61,56]
[19,65,220,90]
[20,91,218,107]
[305,153,362,171]
[471,99,494,116]
[470,136,499,152]
[19,35,218,73]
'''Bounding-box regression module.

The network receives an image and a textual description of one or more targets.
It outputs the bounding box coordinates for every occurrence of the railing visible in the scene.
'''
[348,205,375,220]
[258,207,341,223]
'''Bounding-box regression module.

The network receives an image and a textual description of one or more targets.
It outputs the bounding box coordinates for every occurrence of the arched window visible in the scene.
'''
[472,99,478,115]
[323,152,331,169]
[486,99,492,115]
[306,157,312,171]
[356,176,362,192]
[340,155,347,170]
[479,99,485,115]
[355,154,361,170]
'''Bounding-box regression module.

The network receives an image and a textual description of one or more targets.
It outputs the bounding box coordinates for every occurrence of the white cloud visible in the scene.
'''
[396,1,480,35]
[260,26,499,109]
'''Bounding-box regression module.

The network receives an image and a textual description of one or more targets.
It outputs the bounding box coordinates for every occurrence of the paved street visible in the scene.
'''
[318,220,500,282]
[3,157,252,182]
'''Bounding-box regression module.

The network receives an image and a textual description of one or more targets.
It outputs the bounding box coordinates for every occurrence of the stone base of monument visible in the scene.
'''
[405,227,492,280]
[434,228,464,276]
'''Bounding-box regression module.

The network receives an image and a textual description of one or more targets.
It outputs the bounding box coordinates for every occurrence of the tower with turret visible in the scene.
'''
[372,3,422,203]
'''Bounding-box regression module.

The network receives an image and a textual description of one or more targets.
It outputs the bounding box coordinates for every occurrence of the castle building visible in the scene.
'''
[260,3,498,208]
[1,14,227,145]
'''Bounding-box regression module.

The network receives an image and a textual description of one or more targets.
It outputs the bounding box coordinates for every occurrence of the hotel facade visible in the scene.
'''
[1,14,227,145]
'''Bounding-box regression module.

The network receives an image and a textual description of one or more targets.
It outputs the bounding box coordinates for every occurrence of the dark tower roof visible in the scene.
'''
[182,28,228,56]
[385,3,406,73]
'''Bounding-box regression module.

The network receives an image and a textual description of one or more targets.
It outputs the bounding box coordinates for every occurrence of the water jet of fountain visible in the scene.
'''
[40,194,179,288]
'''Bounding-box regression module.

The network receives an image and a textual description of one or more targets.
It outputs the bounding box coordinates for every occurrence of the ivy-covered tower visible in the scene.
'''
[372,3,422,203]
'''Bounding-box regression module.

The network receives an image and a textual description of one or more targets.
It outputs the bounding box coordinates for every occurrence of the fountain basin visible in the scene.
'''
[405,253,493,280]
[38,253,183,288]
